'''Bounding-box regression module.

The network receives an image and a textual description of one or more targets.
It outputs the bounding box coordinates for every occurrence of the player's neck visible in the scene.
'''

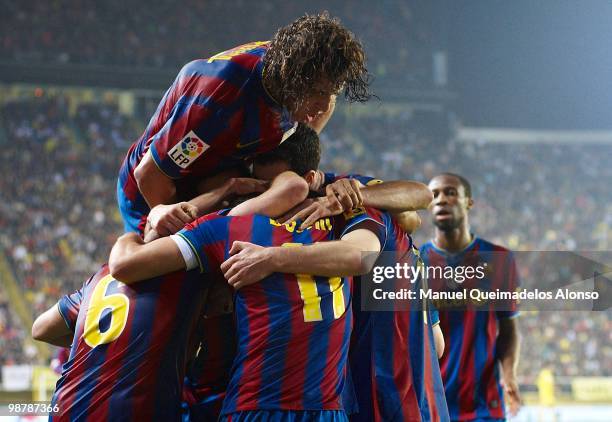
[434,227,473,253]
[311,170,325,192]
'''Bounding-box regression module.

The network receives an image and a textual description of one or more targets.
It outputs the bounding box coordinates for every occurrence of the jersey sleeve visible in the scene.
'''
[429,308,440,326]
[496,251,521,319]
[323,172,384,187]
[57,285,84,332]
[148,61,245,179]
[338,206,387,248]
[176,213,229,273]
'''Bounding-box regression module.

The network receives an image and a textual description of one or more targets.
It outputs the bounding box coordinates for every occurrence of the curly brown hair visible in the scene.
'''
[263,12,371,113]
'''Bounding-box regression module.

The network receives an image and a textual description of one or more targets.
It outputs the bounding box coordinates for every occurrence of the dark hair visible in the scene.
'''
[263,12,371,113]
[255,123,320,175]
[439,172,472,198]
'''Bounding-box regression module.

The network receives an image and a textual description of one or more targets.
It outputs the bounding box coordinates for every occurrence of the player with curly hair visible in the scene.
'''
[117,12,371,238]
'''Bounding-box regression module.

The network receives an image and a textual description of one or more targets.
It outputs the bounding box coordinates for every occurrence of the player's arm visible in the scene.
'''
[136,64,244,235]
[391,210,421,234]
[221,225,382,289]
[360,180,433,213]
[113,172,311,282]
[228,171,309,217]
[432,324,445,358]
[144,174,269,241]
[32,304,74,348]
[286,178,432,230]
[145,170,307,240]
[109,233,186,284]
[134,150,178,211]
[429,307,444,358]
[189,177,268,216]
[497,317,522,414]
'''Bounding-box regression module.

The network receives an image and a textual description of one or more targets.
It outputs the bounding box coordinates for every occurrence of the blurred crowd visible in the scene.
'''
[0,97,132,373]
[0,94,610,384]
[0,0,437,91]
[0,290,35,367]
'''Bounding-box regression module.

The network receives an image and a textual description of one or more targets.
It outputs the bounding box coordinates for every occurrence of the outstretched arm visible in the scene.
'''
[360,180,433,212]
[109,233,186,284]
[285,177,433,229]
[228,171,309,217]
[145,176,269,239]
[111,173,309,284]
[221,227,382,289]
[32,305,73,348]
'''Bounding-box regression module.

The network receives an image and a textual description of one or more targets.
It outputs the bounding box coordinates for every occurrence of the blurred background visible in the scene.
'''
[0,1,610,420]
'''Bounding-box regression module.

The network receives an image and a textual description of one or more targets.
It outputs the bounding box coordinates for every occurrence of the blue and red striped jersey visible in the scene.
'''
[420,237,520,421]
[117,41,296,233]
[182,295,236,421]
[51,264,206,421]
[322,172,383,188]
[349,209,449,422]
[177,209,385,414]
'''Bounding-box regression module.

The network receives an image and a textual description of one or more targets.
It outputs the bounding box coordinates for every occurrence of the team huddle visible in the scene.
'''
[32,13,521,422]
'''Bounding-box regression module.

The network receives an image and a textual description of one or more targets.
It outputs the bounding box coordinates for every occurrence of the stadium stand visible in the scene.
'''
[0,0,437,90]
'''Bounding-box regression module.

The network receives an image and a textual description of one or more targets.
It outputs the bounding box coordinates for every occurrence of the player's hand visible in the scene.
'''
[221,241,274,289]
[501,375,522,416]
[325,178,363,212]
[148,202,198,236]
[226,177,269,196]
[281,196,344,230]
[142,223,160,243]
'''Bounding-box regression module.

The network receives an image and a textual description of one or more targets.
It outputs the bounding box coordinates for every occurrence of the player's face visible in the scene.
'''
[291,81,338,124]
[428,175,471,231]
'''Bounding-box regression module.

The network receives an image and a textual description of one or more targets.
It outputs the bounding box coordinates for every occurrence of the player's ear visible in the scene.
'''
[303,170,317,190]
[467,197,474,209]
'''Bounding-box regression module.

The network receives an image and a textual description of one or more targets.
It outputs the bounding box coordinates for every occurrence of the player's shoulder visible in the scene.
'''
[342,206,386,225]
[322,171,382,187]
[419,240,436,253]
[89,264,112,286]
[474,236,511,253]
[473,237,517,267]
[185,211,228,231]
[182,41,267,73]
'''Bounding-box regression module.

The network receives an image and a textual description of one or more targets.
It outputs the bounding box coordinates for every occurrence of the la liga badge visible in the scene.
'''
[169,131,210,169]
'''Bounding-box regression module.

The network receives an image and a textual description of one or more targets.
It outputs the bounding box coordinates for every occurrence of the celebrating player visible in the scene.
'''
[177,128,440,421]
[220,194,449,422]
[31,135,326,421]
[420,173,522,422]
[117,12,371,235]
[107,211,386,421]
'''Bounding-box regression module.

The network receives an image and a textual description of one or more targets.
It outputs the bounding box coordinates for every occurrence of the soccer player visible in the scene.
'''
[31,139,324,421]
[33,263,206,421]
[221,201,450,422]
[108,208,386,422]
[420,173,522,422]
[118,12,371,236]
[178,129,439,422]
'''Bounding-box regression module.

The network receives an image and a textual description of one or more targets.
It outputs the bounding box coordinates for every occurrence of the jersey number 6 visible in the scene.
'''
[83,275,129,348]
